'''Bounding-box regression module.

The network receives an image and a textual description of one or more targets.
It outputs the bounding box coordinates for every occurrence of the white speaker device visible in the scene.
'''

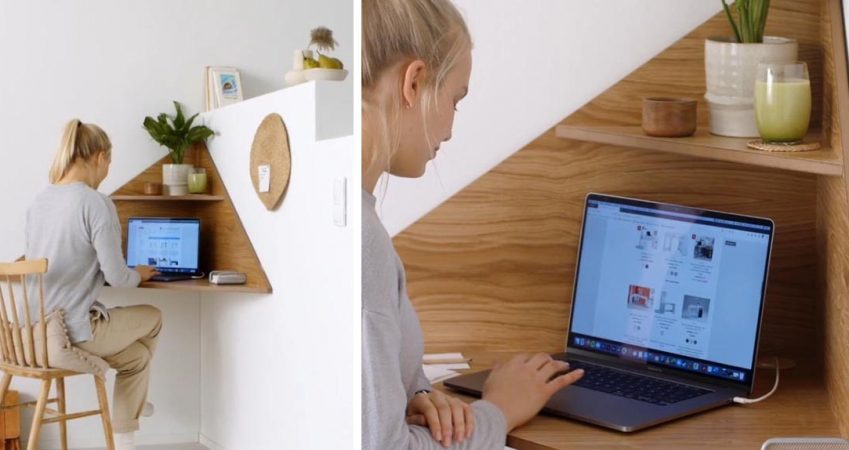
[209,271,247,285]
[762,438,849,450]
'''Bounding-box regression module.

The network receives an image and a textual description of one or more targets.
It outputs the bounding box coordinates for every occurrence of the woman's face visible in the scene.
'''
[390,49,472,178]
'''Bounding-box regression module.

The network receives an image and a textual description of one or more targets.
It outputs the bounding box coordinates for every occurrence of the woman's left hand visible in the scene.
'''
[406,389,475,447]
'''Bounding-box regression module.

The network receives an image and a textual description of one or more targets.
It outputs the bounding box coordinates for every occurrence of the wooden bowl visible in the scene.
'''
[642,97,697,137]
[143,182,162,195]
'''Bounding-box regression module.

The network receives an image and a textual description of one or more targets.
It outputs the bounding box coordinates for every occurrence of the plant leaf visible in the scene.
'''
[187,125,215,144]
[185,112,198,131]
[722,0,742,43]
[143,102,216,162]
[173,101,186,132]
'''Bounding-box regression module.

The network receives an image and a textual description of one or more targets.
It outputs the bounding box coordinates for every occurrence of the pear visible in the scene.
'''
[318,54,344,70]
[304,57,320,69]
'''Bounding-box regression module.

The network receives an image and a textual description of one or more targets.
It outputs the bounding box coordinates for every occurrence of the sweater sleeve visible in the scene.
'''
[88,195,141,288]
[363,309,508,450]
[410,366,433,399]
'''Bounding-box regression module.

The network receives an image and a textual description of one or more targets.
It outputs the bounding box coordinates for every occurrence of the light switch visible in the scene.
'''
[258,165,271,193]
[334,177,347,227]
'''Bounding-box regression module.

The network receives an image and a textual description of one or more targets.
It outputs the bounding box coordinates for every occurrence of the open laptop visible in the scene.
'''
[445,193,774,432]
[126,217,202,282]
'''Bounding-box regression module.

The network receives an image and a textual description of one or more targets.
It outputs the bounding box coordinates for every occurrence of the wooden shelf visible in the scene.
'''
[111,194,224,201]
[439,351,839,450]
[556,125,843,176]
[138,279,271,294]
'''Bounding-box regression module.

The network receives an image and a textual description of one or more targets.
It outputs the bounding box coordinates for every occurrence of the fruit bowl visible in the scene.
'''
[303,68,349,81]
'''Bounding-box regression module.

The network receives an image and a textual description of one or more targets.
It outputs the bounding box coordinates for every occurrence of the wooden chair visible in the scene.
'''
[0,259,114,450]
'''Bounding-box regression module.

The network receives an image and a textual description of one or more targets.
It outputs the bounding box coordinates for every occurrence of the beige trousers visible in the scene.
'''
[75,305,162,433]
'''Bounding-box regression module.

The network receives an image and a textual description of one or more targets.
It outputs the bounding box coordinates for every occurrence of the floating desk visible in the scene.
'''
[139,279,270,294]
[438,352,838,450]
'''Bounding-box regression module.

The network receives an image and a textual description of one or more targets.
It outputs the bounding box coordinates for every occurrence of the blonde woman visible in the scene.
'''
[362,1,585,448]
[25,119,161,450]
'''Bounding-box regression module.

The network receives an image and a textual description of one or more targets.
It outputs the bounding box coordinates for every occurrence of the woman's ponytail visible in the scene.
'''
[48,119,112,184]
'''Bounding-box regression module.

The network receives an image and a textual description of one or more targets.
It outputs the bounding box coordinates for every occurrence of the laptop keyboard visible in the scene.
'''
[567,360,712,406]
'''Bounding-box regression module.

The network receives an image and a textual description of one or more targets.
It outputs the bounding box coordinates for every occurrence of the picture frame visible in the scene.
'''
[205,66,244,111]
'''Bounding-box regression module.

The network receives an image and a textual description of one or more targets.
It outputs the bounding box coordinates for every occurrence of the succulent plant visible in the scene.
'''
[722,0,771,43]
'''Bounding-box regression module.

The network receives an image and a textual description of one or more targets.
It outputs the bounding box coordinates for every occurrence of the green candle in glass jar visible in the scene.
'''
[188,168,207,194]
[754,62,811,144]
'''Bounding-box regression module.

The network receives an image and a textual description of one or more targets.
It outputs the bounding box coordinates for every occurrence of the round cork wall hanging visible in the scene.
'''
[250,113,291,210]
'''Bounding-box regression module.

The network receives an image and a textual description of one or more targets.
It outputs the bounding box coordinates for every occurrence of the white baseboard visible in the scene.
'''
[199,433,226,450]
[35,432,200,449]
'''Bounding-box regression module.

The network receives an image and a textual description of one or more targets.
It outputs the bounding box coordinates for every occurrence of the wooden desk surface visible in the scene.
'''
[438,352,839,450]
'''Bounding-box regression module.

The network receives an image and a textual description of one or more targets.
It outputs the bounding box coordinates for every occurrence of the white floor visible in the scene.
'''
[77,444,207,450]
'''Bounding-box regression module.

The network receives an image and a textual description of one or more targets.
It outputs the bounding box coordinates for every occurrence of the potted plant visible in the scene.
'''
[286,27,347,86]
[705,0,797,137]
[143,101,215,195]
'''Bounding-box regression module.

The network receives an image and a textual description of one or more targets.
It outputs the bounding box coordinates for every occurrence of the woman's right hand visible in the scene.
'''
[482,353,584,431]
[134,265,159,282]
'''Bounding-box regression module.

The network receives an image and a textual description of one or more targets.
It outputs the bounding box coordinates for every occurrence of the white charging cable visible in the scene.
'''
[733,356,779,404]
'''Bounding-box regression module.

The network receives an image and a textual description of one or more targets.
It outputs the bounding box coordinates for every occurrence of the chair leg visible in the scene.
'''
[0,373,12,405]
[94,376,115,450]
[56,378,67,450]
[26,379,51,450]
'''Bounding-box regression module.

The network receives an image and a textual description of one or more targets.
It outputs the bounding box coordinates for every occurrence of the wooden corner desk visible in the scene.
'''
[437,352,838,450]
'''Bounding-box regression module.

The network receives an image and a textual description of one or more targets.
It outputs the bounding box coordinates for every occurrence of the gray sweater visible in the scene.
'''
[362,189,507,449]
[25,182,141,343]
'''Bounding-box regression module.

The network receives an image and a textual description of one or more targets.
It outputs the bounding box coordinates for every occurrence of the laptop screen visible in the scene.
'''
[568,194,773,387]
[126,218,201,274]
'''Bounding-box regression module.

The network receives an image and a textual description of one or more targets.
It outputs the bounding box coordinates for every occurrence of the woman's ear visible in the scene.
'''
[96,151,110,169]
[401,60,427,109]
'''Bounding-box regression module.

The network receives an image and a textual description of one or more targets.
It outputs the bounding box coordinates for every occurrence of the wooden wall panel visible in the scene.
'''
[392,0,849,436]
[821,0,849,437]
[396,133,818,357]
[818,177,849,437]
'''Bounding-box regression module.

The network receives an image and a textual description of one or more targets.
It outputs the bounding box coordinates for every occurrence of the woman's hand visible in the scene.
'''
[482,353,584,431]
[134,265,160,282]
[406,389,475,447]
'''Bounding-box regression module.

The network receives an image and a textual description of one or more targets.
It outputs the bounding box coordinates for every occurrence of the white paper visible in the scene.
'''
[423,352,464,362]
[425,363,470,371]
[258,165,271,193]
[422,365,461,384]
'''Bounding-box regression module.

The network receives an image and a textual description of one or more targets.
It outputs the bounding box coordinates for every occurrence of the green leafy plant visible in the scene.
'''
[143,101,215,164]
[722,0,771,43]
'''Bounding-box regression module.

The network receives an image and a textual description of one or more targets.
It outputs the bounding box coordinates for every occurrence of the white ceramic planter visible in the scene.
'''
[704,36,798,137]
[162,164,191,196]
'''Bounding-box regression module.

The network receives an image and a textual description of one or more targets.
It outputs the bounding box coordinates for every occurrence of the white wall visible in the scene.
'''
[0,1,352,448]
[198,83,354,450]
[0,0,353,260]
[378,0,723,235]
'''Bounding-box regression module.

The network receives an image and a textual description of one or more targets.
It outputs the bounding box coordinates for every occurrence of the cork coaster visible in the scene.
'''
[747,139,821,152]
[250,113,291,210]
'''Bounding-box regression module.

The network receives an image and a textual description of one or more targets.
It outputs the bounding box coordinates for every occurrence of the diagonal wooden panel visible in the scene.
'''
[113,144,271,293]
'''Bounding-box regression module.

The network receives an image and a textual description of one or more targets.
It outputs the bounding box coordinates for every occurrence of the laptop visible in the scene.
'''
[126,218,202,282]
[445,193,774,432]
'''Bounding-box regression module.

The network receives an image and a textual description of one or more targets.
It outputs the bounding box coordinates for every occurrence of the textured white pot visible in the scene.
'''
[704,36,798,137]
[162,163,191,196]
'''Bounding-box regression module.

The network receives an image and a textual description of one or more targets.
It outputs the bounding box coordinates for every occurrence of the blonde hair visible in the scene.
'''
[362,0,471,174]
[49,119,112,184]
